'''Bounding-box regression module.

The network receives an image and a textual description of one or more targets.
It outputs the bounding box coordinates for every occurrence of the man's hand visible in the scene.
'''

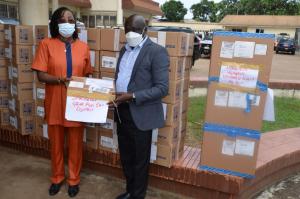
[115,92,133,104]
[61,77,72,88]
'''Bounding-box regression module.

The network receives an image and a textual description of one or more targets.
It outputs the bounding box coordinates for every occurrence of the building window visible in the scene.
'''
[110,16,116,26]
[89,15,95,28]
[81,15,88,27]
[96,15,103,26]
[103,16,109,27]
[232,28,242,32]
[0,4,8,18]
[256,28,264,33]
[8,5,17,19]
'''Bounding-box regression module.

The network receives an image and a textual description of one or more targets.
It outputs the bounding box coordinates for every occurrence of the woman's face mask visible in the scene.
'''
[58,23,75,38]
[125,28,145,47]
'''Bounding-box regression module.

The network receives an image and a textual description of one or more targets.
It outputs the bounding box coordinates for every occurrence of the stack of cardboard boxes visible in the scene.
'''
[4,25,35,135]
[0,25,10,126]
[147,31,193,167]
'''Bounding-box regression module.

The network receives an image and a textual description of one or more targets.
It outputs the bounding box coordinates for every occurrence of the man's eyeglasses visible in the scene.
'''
[57,19,76,24]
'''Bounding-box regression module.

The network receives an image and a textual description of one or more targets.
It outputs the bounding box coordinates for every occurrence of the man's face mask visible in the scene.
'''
[125,28,145,47]
[58,23,75,38]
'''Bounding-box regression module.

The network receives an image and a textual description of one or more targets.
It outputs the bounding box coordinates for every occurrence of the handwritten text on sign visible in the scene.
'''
[219,65,259,89]
[65,96,108,123]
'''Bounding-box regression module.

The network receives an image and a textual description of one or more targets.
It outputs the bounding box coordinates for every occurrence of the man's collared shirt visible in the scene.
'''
[116,36,148,93]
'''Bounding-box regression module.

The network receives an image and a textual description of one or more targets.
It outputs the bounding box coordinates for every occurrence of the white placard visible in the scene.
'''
[11,67,18,78]
[150,144,157,162]
[162,103,167,120]
[219,64,259,89]
[249,95,260,106]
[228,91,247,109]
[234,41,255,58]
[99,118,114,130]
[102,56,117,68]
[36,106,45,117]
[37,88,45,100]
[85,78,114,89]
[43,124,48,139]
[255,44,268,55]
[235,139,255,156]
[78,29,87,43]
[69,81,84,89]
[220,41,235,58]
[100,136,114,149]
[263,88,275,121]
[65,96,108,123]
[152,128,158,143]
[90,51,96,67]
[214,90,229,107]
[222,140,236,156]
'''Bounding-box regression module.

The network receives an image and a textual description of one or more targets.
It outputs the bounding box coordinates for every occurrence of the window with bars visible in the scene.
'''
[0,3,18,19]
[81,14,117,28]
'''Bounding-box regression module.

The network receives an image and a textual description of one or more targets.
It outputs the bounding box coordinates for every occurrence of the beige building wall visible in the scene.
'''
[19,0,49,25]
[81,0,117,14]
[247,27,296,38]
[150,21,223,32]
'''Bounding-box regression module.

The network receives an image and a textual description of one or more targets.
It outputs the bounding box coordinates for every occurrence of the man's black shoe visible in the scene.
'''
[49,182,63,196]
[116,192,131,199]
[68,184,79,198]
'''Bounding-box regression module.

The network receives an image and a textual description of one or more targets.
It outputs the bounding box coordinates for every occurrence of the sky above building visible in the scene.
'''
[153,0,222,19]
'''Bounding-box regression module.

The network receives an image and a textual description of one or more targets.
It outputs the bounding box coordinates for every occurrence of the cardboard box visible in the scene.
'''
[200,31,275,177]
[0,43,6,59]
[0,24,5,42]
[0,58,9,67]
[162,80,182,104]
[176,135,185,160]
[153,144,177,167]
[34,25,48,45]
[9,114,35,135]
[100,72,115,80]
[11,25,34,45]
[181,97,189,114]
[157,125,180,146]
[8,98,35,117]
[169,57,184,81]
[0,67,8,78]
[10,81,34,101]
[90,50,100,72]
[98,127,118,153]
[85,126,99,149]
[148,31,191,56]
[0,79,9,93]
[100,28,125,51]
[92,72,101,79]
[12,45,33,65]
[35,117,46,137]
[100,51,119,73]
[0,108,9,125]
[183,78,189,94]
[163,103,180,126]
[87,28,101,50]
[0,93,9,108]
[33,81,45,100]
[35,100,44,118]
[10,64,33,83]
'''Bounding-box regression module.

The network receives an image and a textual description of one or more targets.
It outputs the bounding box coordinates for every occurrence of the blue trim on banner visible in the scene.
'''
[204,122,261,140]
[213,31,275,39]
[199,165,255,179]
[256,81,268,92]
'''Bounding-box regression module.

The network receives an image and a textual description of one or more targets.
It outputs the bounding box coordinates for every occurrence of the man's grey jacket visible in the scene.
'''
[115,37,170,131]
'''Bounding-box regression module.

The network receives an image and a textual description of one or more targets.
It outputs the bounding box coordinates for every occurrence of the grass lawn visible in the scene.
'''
[186,96,300,146]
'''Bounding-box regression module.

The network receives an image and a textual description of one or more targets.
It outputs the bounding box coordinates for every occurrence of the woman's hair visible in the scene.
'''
[49,7,78,39]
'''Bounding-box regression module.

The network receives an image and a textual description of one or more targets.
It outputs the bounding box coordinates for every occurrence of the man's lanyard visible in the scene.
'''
[65,42,72,78]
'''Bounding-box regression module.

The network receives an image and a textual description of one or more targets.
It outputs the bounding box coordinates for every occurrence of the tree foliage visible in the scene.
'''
[190,0,300,22]
[161,0,187,22]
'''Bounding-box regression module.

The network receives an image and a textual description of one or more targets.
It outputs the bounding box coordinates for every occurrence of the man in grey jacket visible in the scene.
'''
[111,15,169,199]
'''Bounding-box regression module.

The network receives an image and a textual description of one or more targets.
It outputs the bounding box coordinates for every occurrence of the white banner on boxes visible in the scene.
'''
[219,64,259,89]
[65,97,108,123]
[234,41,255,58]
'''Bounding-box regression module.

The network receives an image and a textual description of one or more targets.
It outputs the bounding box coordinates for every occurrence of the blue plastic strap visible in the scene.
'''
[204,122,261,140]
[199,165,255,179]
[208,76,219,83]
[256,81,268,92]
[245,93,251,113]
[213,31,275,40]
[65,42,73,78]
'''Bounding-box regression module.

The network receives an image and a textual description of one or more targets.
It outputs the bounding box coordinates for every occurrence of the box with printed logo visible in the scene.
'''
[10,81,34,101]
[162,80,183,104]
[9,64,33,83]
[157,124,180,146]
[100,51,119,73]
[12,45,33,65]
[34,25,49,45]
[8,98,35,117]
[152,143,177,168]
[9,113,35,135]
[163,103,180,126]
[0,93,9,108]
[85,126,99,149]
[0,80,9,93]
[87,28,101,50]
[0,108,9,125]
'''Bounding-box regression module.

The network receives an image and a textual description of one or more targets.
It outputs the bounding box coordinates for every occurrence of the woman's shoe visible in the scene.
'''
[49,182,63,196]
[68,184,79,197]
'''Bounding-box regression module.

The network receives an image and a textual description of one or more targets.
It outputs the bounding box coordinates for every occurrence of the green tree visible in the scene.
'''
[161,0,187,22]
[191,0,217,22]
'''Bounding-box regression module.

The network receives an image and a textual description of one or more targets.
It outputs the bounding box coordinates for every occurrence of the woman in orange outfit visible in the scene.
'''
[31,7,92,197]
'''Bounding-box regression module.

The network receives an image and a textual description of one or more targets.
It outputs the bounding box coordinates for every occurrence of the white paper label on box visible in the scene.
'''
[4,29,12,42]
[43,124,48,139]
[37,88,45,99]
[100,136,114,149]
[102,56,117,69]
[162,103,167,120]
[114,29,120,51]
[99,118,114,130]
[219,64,259,89]
[214,90,229,107]
[85,78,114,89]
[32,46,36,57]
[152,128,158,143]
[11,84,17,96]
[8,98,16,111]
[263,88,275,121]
[249,95,260,106]
[234,41,255,58]
[37,106,45,117]
[150,144,157,162]
[8,66,12,80]
[102,77,115,81]
[220,41,235,59]
[255,44,268,55]
[158,32,167,47]
[5,47,12,59]
[222,140,236,156]
[90,51,96,67]
[65,96,108,123]
[12,67,18,78]
[69,81,84,89]
[149,37,158,44]
[79,29,88,44]
[228,91,247,109]
[9,116,17,129]
[235,139,255,156]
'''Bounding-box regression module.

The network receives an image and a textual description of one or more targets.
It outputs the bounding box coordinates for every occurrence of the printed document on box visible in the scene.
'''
[222,140,236,156]
[214,90,229,107]
[228,91,247,108]
[234,41,255,58]
[235,139,255,156]
[220,41,235,58]
[255,44,268,55]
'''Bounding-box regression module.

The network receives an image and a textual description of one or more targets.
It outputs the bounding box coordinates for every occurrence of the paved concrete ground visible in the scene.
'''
[191,53,300,81]
[0,146,188,199]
